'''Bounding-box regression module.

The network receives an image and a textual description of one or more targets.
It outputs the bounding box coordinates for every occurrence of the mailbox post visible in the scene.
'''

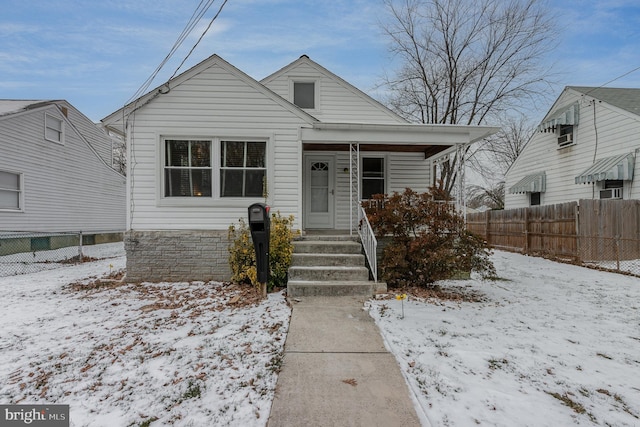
[248,203,270,297]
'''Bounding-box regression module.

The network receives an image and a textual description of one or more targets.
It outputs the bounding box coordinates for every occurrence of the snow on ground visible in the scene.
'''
[0,243,290,427]
[0,242,126,277]
[3,244,640,426]
[368,251,640,426]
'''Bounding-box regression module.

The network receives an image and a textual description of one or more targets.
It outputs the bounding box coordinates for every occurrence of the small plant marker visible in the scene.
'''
[396,293,407,318]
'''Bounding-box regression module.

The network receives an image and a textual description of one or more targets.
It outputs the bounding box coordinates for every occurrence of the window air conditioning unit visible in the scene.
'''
[557,133,573,147]
[600,188,622,199]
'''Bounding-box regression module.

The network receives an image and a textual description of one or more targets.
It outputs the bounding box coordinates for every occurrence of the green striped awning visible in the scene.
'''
[538,102,580,132]
[509,172,546,194]
[575,153,635,184]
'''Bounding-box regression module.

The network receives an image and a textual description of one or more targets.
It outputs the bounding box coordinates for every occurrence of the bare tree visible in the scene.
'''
[468,113,534,178]
[467,182,505,210]
[381,0,557,194]
[110,133,127,176]
[465,114,533,208]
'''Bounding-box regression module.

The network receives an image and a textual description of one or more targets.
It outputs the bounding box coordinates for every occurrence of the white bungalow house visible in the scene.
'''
[102,54,497,282]
[0,100,125,246]
[505,87,640,208]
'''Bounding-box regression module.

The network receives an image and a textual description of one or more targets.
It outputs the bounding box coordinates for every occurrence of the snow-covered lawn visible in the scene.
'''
[2,245,639,426]
[0,243,290,427]
[369,251,640,426]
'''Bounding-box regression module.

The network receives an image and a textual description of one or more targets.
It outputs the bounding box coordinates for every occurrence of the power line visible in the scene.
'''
[168,0,230,82]
[583,64,640,97]
[126,0,221,104]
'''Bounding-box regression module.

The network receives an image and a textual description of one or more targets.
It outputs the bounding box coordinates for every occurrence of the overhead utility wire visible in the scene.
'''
[126,0,218,104]
[168,0,229,82]
[582,64,640,97]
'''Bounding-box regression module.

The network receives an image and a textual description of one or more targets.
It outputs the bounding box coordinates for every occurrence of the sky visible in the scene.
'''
[2,0,640,122]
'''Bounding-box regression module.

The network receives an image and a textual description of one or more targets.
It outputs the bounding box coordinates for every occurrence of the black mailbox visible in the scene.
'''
[248,203,270,285]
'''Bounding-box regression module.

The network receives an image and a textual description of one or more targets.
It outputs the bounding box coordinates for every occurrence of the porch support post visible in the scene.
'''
[456,143,467,223]
[349,143,360,236]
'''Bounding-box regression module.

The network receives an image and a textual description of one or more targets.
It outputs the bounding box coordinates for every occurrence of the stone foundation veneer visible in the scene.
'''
[125,230,231,283]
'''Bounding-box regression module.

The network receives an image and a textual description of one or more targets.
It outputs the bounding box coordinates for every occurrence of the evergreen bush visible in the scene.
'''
[228,212,299,291]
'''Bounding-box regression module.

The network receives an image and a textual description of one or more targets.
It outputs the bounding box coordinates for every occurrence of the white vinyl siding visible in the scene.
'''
[263,61,406,124]
[124,61,309,230]
[0,105,125,232]
[505,89,640,208]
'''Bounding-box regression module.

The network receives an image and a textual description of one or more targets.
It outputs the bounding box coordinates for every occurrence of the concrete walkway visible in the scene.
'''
[268,296,423,426]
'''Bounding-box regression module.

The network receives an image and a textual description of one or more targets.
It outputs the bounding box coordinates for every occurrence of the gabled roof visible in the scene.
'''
[261,55,407,123]
[568,86,640,117]
[102,54,318,133]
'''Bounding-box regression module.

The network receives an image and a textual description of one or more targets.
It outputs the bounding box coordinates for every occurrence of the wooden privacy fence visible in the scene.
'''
[466,199,640,275]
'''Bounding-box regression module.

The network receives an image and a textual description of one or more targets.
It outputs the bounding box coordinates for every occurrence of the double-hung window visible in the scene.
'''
[220,141,266,197]
[164,140,212,197]
[361,157,385,200]
[0,170,23,211]
[163,138,266,199]
[45,114,64,144]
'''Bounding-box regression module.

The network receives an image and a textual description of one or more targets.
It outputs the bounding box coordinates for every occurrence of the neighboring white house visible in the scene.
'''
[102,54,497,282]
[0,100,126,236]
[505,87,640,209]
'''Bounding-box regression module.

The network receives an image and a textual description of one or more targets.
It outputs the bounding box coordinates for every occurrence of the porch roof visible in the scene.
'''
[300,122,499,158]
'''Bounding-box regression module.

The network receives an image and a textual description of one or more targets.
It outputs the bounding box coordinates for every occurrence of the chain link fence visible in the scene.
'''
[578,236,640,276]
[0,231,123,277]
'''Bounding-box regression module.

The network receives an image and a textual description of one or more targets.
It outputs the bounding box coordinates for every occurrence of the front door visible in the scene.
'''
[304,156,335,229]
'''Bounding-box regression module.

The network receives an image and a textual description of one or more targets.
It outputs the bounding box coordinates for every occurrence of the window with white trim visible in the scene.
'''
[0,170,23,210]
[530,192,541,206]
[220,141,266,197]
[45,114,64,143]
[162,138,267,199]
[361,157,385,200]
[164,139,212,197]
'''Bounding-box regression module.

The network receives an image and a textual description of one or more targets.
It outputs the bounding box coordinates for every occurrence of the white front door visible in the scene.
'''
[304,156,335,229]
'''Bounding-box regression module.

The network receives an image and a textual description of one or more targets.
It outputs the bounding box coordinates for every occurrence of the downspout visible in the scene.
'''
[125,119,134,232]
[297,127,304,233]
[591,100,599,199]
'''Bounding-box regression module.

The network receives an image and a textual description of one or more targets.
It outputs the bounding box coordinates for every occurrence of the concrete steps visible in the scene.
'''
[287,235,385,297]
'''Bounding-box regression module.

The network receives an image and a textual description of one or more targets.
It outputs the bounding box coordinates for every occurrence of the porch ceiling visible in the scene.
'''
[303,143,450,158]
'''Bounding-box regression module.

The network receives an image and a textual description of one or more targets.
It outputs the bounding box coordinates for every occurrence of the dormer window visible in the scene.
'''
[293,81,315,109]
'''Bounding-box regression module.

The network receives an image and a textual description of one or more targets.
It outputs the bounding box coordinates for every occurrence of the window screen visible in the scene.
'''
[293,82,315,109]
